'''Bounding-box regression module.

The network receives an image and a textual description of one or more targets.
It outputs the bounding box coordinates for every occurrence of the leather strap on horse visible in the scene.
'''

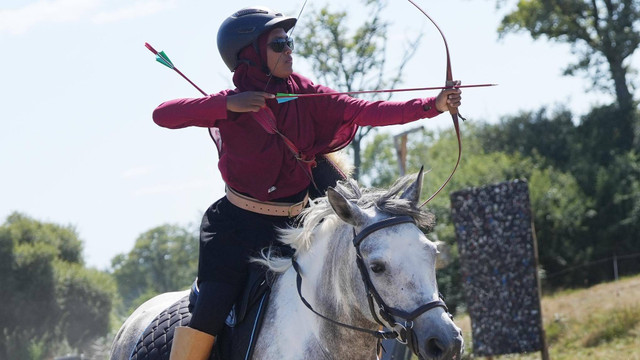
[351,217,450,325]
[291,259,399,341]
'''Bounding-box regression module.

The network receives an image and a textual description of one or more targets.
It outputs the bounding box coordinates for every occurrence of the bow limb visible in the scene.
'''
[406,0,458,113]
[406,0,463,206]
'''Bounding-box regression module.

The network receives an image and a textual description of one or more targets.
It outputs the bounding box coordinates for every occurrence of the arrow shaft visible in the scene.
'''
[173,68,208,96]
[146,42,494,102]
[145,42,207,96]
[276,83,496,100]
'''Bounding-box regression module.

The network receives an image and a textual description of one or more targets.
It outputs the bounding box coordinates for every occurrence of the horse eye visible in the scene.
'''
[370,262,386,274]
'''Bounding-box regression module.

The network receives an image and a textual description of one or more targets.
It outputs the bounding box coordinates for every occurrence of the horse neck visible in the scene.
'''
[308,223,371,325]
[316,223,383,358]
[264,222,381,359]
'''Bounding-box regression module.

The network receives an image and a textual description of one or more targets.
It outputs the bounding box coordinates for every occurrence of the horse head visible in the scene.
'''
[322,168,464,359]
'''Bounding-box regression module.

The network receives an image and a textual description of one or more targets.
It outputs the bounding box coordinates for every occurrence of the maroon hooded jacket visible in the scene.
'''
[153,35,441,201]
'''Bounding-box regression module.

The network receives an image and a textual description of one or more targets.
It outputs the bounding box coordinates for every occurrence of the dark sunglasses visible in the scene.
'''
[268,37,294,53]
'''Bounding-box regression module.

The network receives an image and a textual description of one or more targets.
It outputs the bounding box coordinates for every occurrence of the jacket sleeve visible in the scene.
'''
[152,91,232,129]
[341,96,442,127]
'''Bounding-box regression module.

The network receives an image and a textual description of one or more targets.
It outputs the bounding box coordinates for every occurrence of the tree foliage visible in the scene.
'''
[478,107,577,169]
[111,224,198,313]
[0,212,114,360]
[498,0,639,112]
[527,167,593,286]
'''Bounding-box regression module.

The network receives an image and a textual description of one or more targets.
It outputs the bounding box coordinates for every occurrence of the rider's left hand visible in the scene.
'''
[435,83,462,113]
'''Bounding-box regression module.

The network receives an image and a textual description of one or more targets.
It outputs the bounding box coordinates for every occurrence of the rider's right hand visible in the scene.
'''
[226,91,275,113]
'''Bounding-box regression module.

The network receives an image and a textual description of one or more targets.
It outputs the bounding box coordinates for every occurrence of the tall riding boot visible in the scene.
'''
[169,326,215,360]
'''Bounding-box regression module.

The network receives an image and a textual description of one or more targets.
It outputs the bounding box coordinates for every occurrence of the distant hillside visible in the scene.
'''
[454,275,640,359]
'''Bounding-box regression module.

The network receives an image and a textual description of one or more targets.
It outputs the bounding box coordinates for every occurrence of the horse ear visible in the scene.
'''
[327,187,366,226]
[434,240,453,270]
[400,166,424,205]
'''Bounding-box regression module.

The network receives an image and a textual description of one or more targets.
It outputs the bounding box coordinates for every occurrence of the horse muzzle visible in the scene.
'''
[412,312,464,360]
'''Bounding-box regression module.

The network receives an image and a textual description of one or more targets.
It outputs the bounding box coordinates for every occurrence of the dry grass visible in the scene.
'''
[453,275,640,359]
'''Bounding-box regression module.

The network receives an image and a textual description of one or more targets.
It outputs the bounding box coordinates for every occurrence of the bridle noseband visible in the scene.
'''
[292,215,451,356]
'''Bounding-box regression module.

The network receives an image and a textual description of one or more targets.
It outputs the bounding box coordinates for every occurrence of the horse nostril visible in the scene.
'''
[453,336,463,357]
[425,337,445,358]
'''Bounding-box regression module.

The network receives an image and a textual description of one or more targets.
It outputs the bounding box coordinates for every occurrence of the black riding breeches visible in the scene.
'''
[188,196,294,336]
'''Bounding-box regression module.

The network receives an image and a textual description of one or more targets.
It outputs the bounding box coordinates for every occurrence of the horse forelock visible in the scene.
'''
[329,176,435,230]
[252,175,435,273]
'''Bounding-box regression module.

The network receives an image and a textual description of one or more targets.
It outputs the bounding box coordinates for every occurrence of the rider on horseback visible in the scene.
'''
[152,6,462,360]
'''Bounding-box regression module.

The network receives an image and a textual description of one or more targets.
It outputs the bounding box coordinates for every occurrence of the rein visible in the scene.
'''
[291,215,450,356]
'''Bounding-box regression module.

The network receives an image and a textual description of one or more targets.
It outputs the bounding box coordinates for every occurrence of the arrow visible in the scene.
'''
[275,83,497,103]
[145,42,208,96]
[145,42,497,107]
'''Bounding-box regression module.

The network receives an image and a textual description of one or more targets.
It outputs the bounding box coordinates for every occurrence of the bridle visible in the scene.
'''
[291,215,451,356]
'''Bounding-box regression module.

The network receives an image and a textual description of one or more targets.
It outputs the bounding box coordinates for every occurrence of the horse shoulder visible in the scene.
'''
[253,270,323,360]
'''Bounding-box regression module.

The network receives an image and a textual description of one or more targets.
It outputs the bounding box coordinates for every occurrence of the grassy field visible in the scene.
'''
[452,275,640,359]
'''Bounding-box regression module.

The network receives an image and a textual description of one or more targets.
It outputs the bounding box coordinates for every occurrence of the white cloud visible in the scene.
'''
[121,166,152,179]
[0,0,102,35]
[92,0,176,24]
[134,178,207,196]
[0,0,174,35]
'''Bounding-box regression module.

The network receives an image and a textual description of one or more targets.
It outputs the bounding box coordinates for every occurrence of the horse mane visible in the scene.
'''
[252,174,436,273]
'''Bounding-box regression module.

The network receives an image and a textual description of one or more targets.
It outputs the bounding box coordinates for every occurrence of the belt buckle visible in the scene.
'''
[287,203,299,218]
[287,193,308,217]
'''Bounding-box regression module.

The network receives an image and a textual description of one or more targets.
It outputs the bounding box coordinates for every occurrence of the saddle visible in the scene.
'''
[212,266,272,360]
[130,265,271,360]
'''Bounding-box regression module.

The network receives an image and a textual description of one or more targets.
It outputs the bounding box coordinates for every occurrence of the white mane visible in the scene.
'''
[251,195,339,273]
[252,176,435,273]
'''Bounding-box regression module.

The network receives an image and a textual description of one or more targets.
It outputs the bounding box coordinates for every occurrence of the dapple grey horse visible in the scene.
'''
[111,171,463,360]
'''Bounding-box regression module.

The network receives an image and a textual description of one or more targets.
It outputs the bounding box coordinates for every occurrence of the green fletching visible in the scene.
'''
[155,51,174,69]
[276,93,298,104]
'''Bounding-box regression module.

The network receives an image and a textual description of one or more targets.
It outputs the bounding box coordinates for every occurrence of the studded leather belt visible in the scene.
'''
[225,186,309,217]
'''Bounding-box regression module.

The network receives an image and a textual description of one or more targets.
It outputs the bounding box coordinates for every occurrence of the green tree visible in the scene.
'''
[571,104,638,191]
[111,224,198,313]
[0,212,114,360]
[55,262,115,350]
[296,0,422,179]
[497,0,640,115]
[478,107,577,171]
[527,167,592,287]
[588,152,640,278]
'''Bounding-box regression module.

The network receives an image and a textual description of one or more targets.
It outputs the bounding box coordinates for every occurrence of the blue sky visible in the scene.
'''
[1,0,633,270]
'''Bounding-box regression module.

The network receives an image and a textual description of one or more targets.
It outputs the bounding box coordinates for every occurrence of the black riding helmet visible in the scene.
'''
[217,6,297,72]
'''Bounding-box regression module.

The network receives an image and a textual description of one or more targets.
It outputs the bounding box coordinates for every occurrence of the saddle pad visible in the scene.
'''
[130,295,192,360]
